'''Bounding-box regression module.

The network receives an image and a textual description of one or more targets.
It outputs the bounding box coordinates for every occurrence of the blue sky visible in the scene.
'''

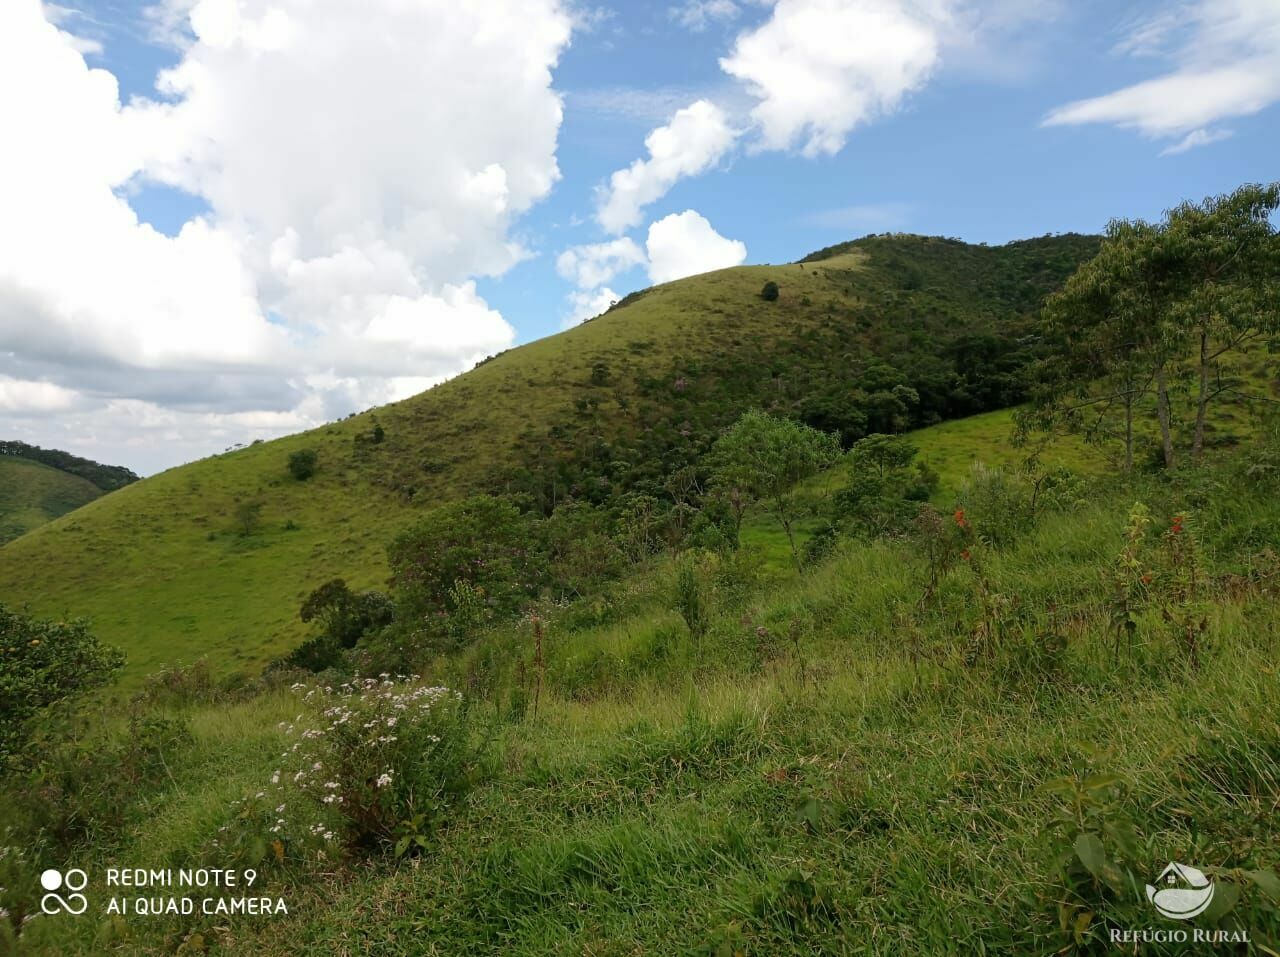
[2,0,1278,472]
[489,0,1279,341]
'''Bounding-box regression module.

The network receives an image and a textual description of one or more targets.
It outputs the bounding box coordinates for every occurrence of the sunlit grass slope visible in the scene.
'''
[16,448,1280,956]
[0,457,102,545]
[0,235,1100,682]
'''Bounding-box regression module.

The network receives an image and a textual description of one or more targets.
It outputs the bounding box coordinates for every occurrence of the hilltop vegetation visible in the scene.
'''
[0,233,1100,681]
[0,443,139,545]
[0,441,138,492]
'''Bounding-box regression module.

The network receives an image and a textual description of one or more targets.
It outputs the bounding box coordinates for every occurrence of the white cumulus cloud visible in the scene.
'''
[596,99,737,234]
[1043,0,1280,151]
[645,210,747,284]
[556,238,647,289]
[720,0,950,157]
[564,287,622,327]
[0,0,572,473]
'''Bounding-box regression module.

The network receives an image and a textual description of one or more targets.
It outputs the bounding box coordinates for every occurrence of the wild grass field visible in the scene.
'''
[6,430,1280,955]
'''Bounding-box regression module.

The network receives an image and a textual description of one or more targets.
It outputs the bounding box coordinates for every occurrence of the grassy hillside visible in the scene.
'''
[8,421,1280,955]
[0,234,1102,683]
[0,457,103,544]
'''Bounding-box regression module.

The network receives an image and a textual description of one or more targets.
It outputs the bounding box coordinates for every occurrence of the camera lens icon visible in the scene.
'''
[39,868,89,915]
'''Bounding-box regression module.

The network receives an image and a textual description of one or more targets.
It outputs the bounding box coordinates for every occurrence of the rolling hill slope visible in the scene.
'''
[0,456,104,544]
[0,233,1102,681]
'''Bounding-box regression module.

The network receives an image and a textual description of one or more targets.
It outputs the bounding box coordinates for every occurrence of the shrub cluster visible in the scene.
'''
[0,605,124,767]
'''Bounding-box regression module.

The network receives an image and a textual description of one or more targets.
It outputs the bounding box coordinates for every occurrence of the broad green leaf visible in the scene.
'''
[1245,870,1280,901]
[1074,832,1108,879]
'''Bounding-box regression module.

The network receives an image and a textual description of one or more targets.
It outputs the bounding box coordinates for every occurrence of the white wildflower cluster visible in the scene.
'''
[218,675,463,857]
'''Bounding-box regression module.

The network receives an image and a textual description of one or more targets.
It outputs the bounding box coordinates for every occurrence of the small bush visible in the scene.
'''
[953,464,1032,548]
[4,713,190,856]
[233,500,264,537]
[760,280,780,302]
[387,495,548,631]
[675,557,709,643]
[0,605,124,767]
[133,659,222,708]
[287,448,319,481]
[803,523,840,567]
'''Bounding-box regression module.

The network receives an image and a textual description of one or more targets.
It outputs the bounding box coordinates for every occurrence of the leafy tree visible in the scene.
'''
[760,280,780,302]
[1164,183,1280,460]
[542,500,625,596]
[233,500,264,536]
[278,581,394,672]
[300,579,394,646]
[1023,184,1280,470]
[850,433,919,476]
[1025,239,1159,472]
[387,495,547,633]
[799,393,869,448]
[832,434,936,538]
[1022,218,1183,468]
[0,604,125,765]
[288,448,319,480]
[709,411,841,570]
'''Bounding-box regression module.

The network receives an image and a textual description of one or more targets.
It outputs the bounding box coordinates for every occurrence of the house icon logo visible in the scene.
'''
[1146,862,1215,920]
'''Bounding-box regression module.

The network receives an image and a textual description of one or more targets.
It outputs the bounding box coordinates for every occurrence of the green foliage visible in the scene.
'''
[1024,183,1280,471]
[287,448,319,481]
[132,658,227,708]
[543,500,626,596]
[4,713,189,855]
[674,556,709,643]
[446,579,489,641]
[388,496,547,637]
[710,410,841,569]
[233,499,264,537]
[279,580,395,673]
[760,280,779,302]
[299,579,394,646]
[830,433,936,538]
[0,605,124,766]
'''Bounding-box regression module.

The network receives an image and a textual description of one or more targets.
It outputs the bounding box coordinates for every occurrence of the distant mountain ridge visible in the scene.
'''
[0,440,139,491]
[0,442,139,545]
